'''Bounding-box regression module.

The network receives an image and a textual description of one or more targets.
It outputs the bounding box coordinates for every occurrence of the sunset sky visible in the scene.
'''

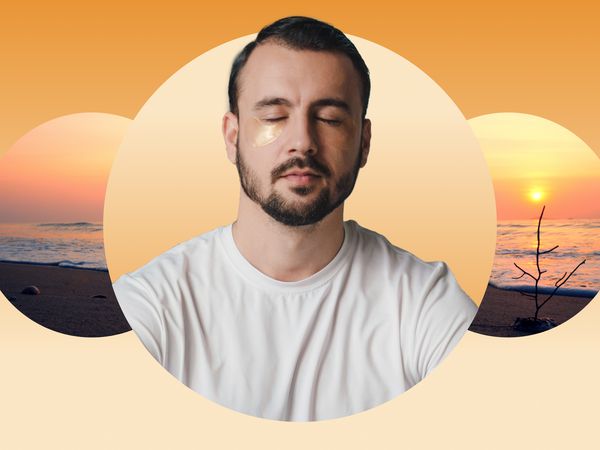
[469,113,600,220]
[0,113,130,223]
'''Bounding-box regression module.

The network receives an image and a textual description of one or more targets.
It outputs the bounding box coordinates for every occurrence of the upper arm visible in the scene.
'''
[113,274,165,364]
[403,262,477,383]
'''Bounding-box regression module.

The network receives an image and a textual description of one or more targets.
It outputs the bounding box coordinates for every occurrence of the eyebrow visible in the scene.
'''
[311,98,351,113]
[253,97,293,111]
[252,97,352,113]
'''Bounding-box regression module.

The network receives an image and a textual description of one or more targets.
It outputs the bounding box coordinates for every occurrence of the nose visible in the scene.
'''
[287,114,317,156]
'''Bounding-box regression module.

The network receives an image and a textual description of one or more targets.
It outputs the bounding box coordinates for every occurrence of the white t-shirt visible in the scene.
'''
[114,220,476,421]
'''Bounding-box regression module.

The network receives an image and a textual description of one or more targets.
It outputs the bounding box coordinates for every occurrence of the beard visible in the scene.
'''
[235,144,363,227]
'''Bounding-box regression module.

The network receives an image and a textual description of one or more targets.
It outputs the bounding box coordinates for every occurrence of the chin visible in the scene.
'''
[289,186,317,196]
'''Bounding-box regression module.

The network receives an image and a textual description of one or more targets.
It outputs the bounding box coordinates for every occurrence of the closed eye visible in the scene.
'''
[317,117,342,126]
[263,117,287,123]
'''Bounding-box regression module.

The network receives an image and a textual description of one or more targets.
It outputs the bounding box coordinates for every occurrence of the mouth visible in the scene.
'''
[271,156,331,186]
[280,170,321,186]
[281,170,320,178]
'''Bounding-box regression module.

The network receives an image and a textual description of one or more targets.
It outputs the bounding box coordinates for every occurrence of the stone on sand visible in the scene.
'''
[21,285,41,295]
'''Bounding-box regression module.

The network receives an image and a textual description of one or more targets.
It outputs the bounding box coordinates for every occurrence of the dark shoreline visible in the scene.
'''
[487,281,597,299]
[0,259,108,272]
[470,283,596,337]
[0,261,130,337]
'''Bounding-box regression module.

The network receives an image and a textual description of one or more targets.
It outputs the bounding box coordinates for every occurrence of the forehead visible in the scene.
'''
[237,42,363,112]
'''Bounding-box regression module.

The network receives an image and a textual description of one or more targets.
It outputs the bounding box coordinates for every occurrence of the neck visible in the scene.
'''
[232,193,345,282]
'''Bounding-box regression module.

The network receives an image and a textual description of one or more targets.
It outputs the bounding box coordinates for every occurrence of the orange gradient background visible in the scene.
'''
[1,2,599,449]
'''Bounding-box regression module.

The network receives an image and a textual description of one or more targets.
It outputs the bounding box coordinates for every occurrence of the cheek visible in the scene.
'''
[247,117,285,148]
[318,127,361,169]
[238,145,274,185]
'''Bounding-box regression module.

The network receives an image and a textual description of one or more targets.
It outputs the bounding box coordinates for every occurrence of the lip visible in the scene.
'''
[281,170,320,178]
[281,171,321,186]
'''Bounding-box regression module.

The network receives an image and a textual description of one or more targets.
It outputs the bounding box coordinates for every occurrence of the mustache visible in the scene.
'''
[271,156,331,181]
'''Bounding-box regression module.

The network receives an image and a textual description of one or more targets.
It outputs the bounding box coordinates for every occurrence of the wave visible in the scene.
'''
[495,249,590,258]
[498,221,600,229]
[488,281,597,299]
[36,222,102,231]
[37,222,94,227]
[0,259,108,272]
[35,223,103,233]
[498,224,530,228]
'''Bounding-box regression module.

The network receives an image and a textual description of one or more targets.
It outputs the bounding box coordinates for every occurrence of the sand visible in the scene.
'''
[469,284,596,337]
[0,261,131,337]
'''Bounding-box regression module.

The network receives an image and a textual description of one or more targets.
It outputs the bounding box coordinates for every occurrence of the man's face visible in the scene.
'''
[224,42,371,227]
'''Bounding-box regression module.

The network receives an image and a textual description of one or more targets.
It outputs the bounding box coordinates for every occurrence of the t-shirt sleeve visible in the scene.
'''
[405,262,477,384]
[113,274,165,365]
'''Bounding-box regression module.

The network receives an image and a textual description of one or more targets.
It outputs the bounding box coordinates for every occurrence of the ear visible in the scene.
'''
[359,118,371,168]
[222,111,239,164]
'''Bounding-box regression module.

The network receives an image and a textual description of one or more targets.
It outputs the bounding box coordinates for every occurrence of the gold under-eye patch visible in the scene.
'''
[250,117,285,147]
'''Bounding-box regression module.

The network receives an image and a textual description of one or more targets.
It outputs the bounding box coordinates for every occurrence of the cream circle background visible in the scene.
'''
[104,36,497,304]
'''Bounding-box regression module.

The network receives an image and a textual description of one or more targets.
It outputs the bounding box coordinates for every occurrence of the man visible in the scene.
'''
[114,16,477,421]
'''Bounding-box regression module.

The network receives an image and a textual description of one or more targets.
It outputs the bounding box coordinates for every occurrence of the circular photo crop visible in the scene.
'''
[469,112,599,337]
[104,18,496,420]
[0,113,132,337]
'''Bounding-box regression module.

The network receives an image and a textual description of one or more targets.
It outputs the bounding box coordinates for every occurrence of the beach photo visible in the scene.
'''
[469,113,599,337]
[0,113,132,337]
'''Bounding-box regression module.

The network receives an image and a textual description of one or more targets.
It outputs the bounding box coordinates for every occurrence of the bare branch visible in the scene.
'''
[554,272,567,286]
[556,259,586,288]
[511,205,583,322]
[535,206,545,279]
[513,262,536,281]
[540,245,559,254]
[539,259,587,310]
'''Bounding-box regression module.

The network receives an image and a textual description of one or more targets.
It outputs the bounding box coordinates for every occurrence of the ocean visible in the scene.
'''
[491,219,599,297]
[0,220,597,292]
[0,222,107,271]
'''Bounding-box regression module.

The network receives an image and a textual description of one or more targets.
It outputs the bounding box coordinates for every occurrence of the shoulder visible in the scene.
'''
[115,226,224,292]
[347,220,453,286]
[350,220,474,307]
[112,226,226,321]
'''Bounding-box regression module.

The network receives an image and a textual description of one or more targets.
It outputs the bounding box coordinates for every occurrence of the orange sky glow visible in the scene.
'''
[469,113,600,220]
[0,113,130,223]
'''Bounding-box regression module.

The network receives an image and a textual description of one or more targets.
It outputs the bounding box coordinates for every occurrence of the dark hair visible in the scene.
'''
[228,16,371,118]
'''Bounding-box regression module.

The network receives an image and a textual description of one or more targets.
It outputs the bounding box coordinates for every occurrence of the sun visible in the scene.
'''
[529,190,544,202]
